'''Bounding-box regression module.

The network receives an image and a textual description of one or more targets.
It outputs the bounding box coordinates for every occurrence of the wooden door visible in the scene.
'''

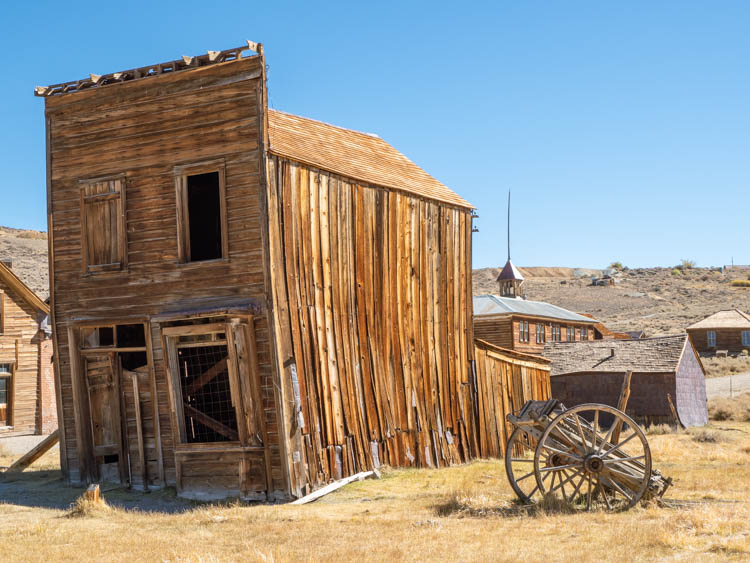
[121,365,153,490]
[84,354,126,483]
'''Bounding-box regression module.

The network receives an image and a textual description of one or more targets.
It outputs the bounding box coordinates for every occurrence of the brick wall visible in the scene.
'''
[37,337,57,434]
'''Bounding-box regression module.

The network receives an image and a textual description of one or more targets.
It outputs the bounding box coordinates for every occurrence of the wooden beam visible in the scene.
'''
[612,371,632,444]
[5,430,59,473]
[290,470,377,505]
[183,404,239,441]
[184,357,228,395]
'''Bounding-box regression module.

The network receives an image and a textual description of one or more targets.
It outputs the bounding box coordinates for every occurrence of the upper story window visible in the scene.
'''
[79,175,127,274]
[518,320,529,343]
[742,330,750,347]
[707,330,717,347]
[551,324,561,342]
[175,160,228,263]
[536,323,545,344]
[567,326,576,342]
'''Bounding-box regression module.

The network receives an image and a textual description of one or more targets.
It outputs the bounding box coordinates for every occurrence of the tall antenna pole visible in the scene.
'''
[507,191,511,262]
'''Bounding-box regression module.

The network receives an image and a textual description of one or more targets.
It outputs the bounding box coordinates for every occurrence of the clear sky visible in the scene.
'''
[1,1,748,269]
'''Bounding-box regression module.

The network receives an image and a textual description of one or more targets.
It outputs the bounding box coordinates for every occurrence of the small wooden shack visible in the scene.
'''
[0,261,56,436]
[473,294,599,355]
[544,335,707,427]
[686,310,750,354]
[37,43,550,500]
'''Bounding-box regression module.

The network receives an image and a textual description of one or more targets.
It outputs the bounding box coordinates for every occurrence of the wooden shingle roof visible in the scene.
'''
[267,110,472,209]
[543,335,689,376]
[686,309,750,330]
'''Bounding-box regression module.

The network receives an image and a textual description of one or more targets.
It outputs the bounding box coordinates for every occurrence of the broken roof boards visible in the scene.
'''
[40,43,548,500]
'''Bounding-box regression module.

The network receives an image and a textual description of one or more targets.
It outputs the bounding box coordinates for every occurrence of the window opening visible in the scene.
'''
[743,331,750,347]
[707,331,716,347]
[177,344,238,443]
[536,323,545,344]
[82,326,115,348]
[187,172,222,262]
[0,364,11,426]
[120,351,148,371]
[116,324,146,348]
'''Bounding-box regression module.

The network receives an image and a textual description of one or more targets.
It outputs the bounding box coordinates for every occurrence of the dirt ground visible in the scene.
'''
[0,423,749,561]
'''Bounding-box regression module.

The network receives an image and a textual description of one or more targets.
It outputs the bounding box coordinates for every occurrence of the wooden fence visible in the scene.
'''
[473,339,552,458]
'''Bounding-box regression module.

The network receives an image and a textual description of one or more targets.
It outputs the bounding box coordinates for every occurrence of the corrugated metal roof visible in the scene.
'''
[496,259,524,281]
[543,335,689,376]
[473,294,598,323]
[687,309,750,330]
[267,110,472,209]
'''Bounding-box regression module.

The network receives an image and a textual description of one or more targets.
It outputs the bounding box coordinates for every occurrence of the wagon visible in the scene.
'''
[505,400,671,510]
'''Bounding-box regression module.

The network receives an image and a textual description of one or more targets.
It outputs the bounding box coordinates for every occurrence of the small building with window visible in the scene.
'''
[473,293,599,355]
[0,261,56,436]
[36,42,552,502]
[686,310,750,354]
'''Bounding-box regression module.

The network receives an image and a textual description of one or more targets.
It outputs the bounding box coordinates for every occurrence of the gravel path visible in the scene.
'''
[705,372,750,399]
[0,434,58,455]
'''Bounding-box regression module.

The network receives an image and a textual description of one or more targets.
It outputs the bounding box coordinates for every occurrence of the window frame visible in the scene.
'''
[0,361,15,427]
[742,330,750,347]
[567,326,576,342]
[536,323,546,344]
[79,174,127,275]
[518,320,530,343]
[707,330,717,348]
[552,324,561,342]
[174,159,228,264]
[581,326,589,340]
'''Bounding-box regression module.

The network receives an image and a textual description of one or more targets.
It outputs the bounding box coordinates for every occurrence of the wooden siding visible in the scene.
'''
[0,277,49,436]
[687,327,750,354]
[266,155,475,494]
[474,314,594,355]
[45,56,284,490]
[551,371,679,426]
[473,340,551,458]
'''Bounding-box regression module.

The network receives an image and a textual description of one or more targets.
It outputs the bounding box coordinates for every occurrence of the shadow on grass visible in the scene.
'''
[435,492,577,519]
[0,469,244,514]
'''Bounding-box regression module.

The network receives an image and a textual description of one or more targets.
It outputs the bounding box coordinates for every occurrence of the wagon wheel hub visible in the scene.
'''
[583,454,604,474]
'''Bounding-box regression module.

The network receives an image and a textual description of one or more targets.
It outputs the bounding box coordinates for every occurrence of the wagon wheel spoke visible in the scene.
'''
[567,471,587,504]
[516,470,535,483]
[602,455,645,465]
[510,458,534,463]
[586,474,593,511]
[597,422,618,456]
[574,414,589,453]
[596,478,613,510]
[539,462,581,473]
[549,468,581,497]
[601,432,638,458]
[603,474,634,504]
[592,409,599,452]
[541,446,583,462]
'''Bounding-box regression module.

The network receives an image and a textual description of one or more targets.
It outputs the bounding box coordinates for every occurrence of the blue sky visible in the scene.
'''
[1,1,748,269]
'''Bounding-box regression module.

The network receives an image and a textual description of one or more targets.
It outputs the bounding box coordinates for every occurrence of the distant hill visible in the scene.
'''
[0,226,49,299]
[474,265,750,336]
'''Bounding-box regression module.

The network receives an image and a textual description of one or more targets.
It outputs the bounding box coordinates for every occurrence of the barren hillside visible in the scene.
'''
[474,266,750,336]
[0,226,49,299]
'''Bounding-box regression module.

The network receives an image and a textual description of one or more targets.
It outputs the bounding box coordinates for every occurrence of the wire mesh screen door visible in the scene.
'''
[164,320,263,447]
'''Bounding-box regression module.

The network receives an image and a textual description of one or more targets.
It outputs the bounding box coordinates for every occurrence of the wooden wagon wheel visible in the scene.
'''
[504,427,542,503]
[533,403,652,511]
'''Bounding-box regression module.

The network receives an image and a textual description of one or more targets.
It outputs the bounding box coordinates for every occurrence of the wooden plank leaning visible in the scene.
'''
[4,429,60,474]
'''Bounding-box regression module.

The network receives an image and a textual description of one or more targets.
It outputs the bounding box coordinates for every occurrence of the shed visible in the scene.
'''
[686,310,750,354]
[0,261,56,436]
[544,335,707,427]
[37,43,550,500]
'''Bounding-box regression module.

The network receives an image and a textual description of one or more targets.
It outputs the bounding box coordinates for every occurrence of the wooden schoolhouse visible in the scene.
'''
[37,42,550,500]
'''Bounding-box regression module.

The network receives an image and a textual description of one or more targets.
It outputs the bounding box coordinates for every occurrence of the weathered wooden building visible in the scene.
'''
[686,310,750,354]
[0,261,56,436]
[544,335,707,427]
[473,294,599,355]
[37,43,549,500]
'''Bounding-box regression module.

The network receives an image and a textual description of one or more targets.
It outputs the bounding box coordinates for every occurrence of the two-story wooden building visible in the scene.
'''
[37,43,550,500]
[0,261,56,436]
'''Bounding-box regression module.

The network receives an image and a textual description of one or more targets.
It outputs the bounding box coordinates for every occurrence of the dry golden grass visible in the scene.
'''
[1,423,749,561]
[702,355,750,378]
[708,393,750,422]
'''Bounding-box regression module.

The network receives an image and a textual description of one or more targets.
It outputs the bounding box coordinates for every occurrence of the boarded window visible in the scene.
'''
[707,331,716,347]
[80,176,126,274]
[175,161,227,263]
